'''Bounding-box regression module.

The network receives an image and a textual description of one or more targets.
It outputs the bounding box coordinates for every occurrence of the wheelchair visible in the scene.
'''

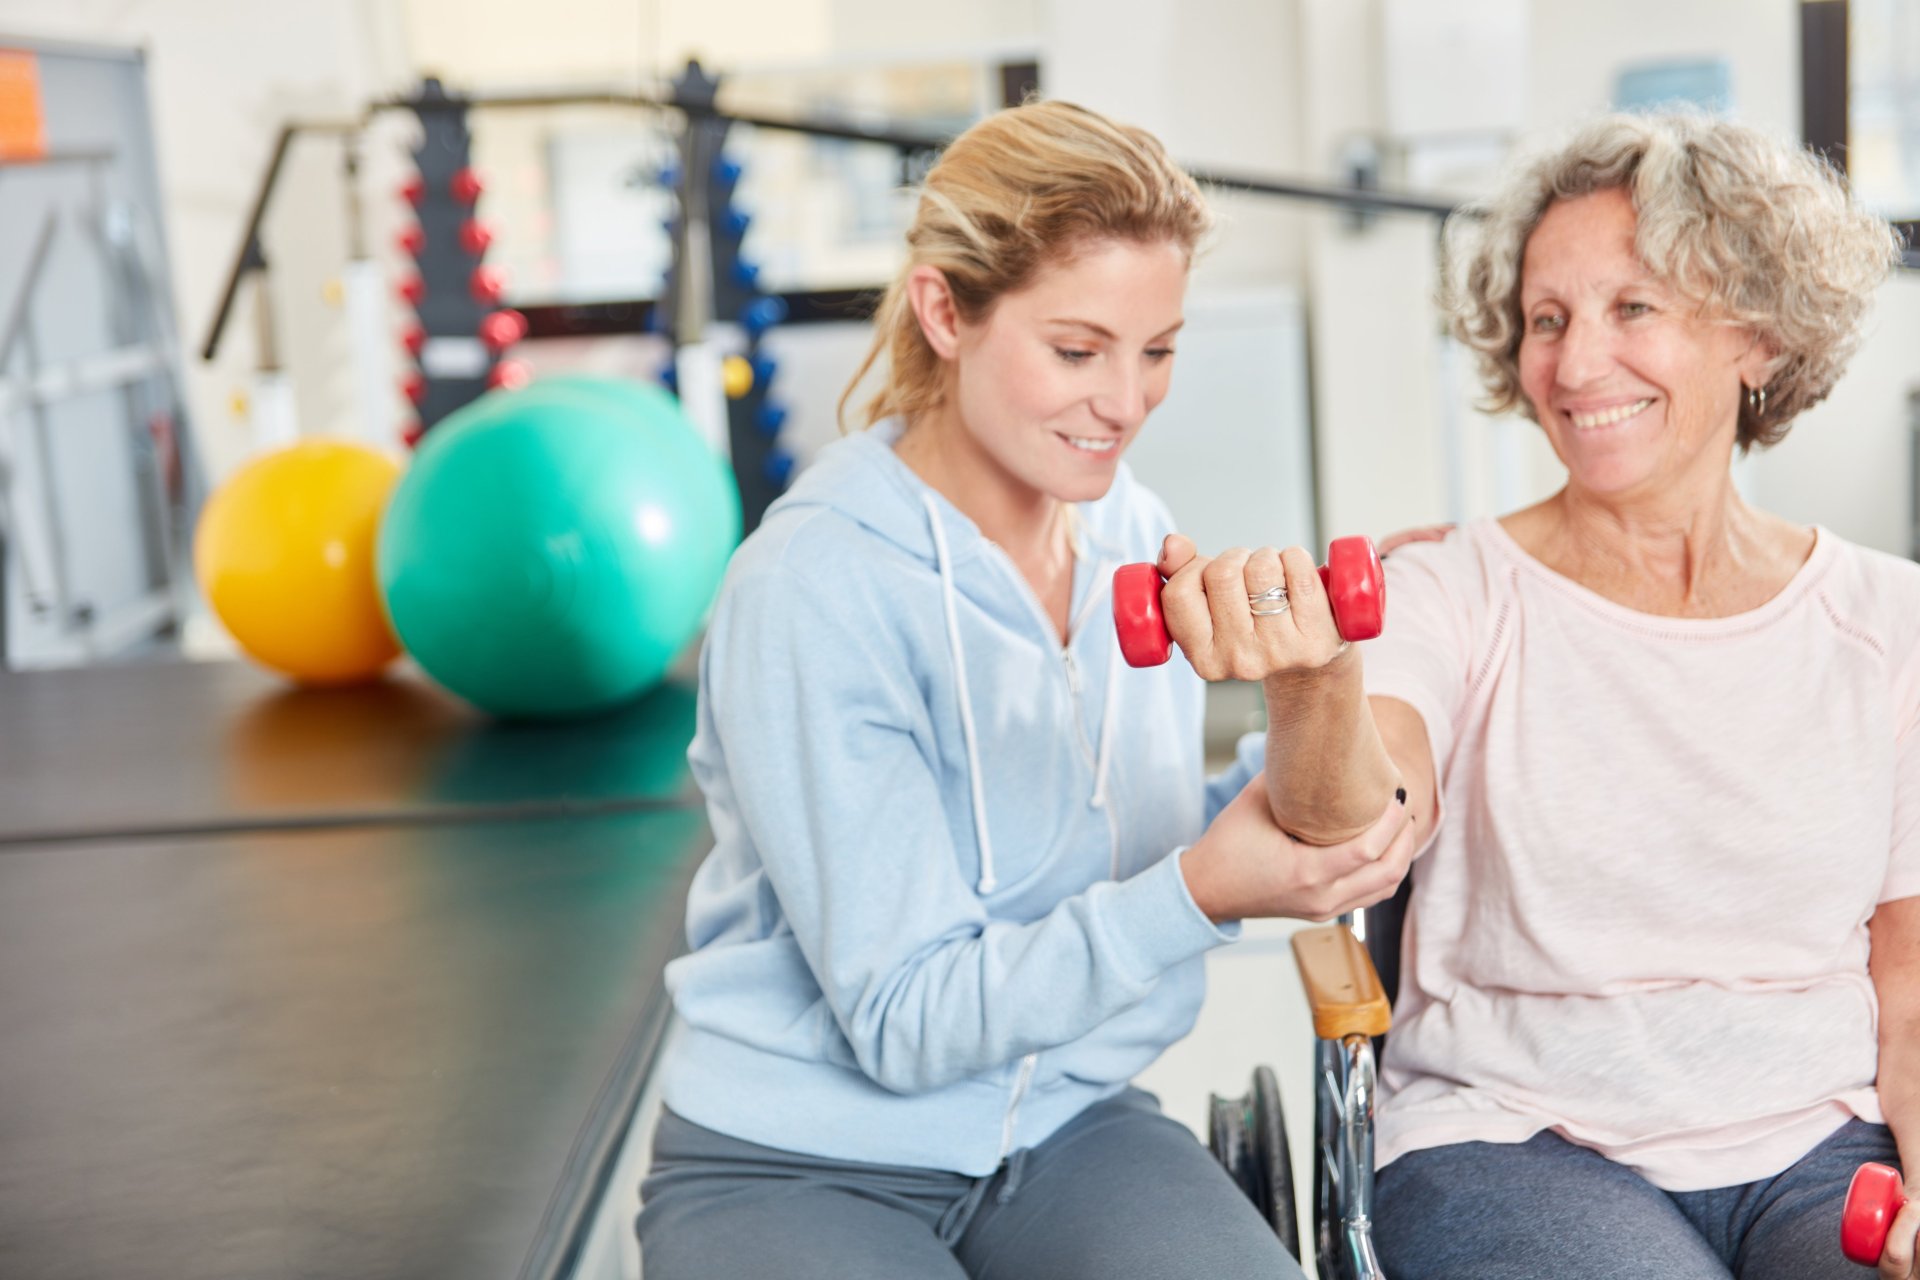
[1208,878,1407,1280]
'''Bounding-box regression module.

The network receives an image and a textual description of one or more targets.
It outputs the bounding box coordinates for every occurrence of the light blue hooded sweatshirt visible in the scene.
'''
[658,420,1260,1176]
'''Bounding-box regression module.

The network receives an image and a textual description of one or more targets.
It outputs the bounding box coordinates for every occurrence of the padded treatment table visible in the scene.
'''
[0,660,701,844]
[0,660,712,1279]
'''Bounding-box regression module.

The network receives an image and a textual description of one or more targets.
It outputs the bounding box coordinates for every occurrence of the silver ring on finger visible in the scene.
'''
[1248,584,1290,617]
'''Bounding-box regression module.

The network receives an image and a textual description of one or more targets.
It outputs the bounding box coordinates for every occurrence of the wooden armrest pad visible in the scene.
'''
[1290,924,1391,1040]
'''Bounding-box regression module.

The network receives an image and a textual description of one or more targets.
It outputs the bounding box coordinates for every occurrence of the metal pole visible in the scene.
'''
[21,324,82,656]
[0,214,62,642]
[200,120,362,362]
[252,267,280,375]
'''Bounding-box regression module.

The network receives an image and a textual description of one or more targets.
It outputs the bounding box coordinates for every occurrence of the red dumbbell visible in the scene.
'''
[458,218,494,255]
[449,167,485,204]
[479,309,529,354]
[469,265,507,306]
[1842,1162,1907,1266]
[486,358,532,391]
[1113,536,1385,668]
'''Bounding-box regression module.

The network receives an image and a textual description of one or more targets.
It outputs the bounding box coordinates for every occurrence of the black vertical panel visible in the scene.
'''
[999,60,1041,108]
[1798,2,1918,264]
[405,78,497,434]
[1800,0,1849,164]
[663,60,791,535]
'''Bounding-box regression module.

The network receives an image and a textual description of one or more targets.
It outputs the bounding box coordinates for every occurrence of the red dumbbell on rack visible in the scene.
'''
[1112,536,1387,668]
[1842,1161,1908,1266]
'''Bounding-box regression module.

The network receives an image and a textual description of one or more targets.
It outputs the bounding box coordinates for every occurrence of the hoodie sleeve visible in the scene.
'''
[699,551,1234,1096]
[1203,731,1265,825]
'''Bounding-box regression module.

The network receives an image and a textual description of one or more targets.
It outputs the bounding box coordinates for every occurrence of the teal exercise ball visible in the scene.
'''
[377,377,742,719]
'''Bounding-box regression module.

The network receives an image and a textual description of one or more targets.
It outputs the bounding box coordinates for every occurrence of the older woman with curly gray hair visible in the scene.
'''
[1152,111,1917,1277]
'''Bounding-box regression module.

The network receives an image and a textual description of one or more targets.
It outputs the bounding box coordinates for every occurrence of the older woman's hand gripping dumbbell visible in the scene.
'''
[1843,1162,1912,1268]
[1112,535,1386,670]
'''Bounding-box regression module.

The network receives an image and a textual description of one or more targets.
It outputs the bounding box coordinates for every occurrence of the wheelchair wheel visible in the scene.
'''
[1207,1069,1302,1260]
[1251,1066,1301,1258]
[1208,1091,1259,1203]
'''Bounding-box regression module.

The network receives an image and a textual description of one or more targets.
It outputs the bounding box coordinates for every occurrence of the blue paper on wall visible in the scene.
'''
[1614,58,1735,114]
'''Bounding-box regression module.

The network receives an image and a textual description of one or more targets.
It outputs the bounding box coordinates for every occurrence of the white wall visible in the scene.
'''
[1748,274,1920,557]
[1045,0,1309,289]
[404,0,671,85]
[1529,0,1800,136]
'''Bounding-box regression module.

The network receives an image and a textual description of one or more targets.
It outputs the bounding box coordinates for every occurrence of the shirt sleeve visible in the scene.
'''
[1360,534,1490,783]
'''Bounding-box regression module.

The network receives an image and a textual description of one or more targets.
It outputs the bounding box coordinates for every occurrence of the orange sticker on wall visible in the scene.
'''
[0,50,48,162]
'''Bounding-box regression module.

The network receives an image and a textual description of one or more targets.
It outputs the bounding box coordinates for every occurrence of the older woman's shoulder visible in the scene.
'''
[1812,532,1920,659]
[1366,520,1518,633]
[1817,533,1920,593]
[1382,518,1513,584]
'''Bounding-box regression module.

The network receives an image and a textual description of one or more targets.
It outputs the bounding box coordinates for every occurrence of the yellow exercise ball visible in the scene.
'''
[194,439,404,685]
[722,354,754,399]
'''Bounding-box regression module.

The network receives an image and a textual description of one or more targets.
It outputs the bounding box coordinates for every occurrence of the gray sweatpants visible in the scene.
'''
[1375,1117,1900,1278]
[635,1087,1306,1279]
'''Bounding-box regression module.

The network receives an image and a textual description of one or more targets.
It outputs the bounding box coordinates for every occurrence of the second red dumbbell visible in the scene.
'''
[1112,536,1386,668]
[1842,1162,1907,1266]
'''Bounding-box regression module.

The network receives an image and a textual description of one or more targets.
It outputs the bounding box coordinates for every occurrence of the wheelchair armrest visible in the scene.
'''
[1290,924,1391,1040]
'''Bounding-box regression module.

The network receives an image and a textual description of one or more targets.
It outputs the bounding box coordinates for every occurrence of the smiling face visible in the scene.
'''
[937,236,1190,506]
[1517,187,1773,503]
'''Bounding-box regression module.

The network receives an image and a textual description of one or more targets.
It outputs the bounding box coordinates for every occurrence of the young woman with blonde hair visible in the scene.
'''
[635,99,1417,1279]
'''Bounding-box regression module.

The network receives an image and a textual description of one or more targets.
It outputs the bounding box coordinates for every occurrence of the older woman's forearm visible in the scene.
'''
[1261,648,1403,844]
[1878,1006,1920,1181]
[1870,901,1920,1189]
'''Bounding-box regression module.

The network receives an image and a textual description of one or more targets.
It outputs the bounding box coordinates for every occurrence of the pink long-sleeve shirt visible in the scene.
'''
[1363,518,1920,1190]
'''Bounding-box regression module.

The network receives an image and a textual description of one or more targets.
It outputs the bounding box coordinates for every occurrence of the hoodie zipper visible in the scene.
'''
[999,1052,1039,1159]
[985,544,1106,772]
[1061,646,1102,774]
[982,546,1124,882]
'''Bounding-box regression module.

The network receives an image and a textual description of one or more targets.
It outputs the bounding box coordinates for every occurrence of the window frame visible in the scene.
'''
[1802,0,1920,263]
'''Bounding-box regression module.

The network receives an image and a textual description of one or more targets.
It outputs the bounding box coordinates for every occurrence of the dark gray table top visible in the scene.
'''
[0,659,701,844]
[0,810,708,1280]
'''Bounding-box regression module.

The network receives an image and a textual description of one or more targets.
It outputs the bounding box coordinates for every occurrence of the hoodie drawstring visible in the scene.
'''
[923,494,998,895]
[996,1145,1030,1205]
[1070,564,1122,852]
[921,495,1122,892]
[1086,616,1122,878]
[1088,612,1120,813]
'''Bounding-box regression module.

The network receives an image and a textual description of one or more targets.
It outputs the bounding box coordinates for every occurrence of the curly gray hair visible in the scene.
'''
[1443,111,1905,449]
